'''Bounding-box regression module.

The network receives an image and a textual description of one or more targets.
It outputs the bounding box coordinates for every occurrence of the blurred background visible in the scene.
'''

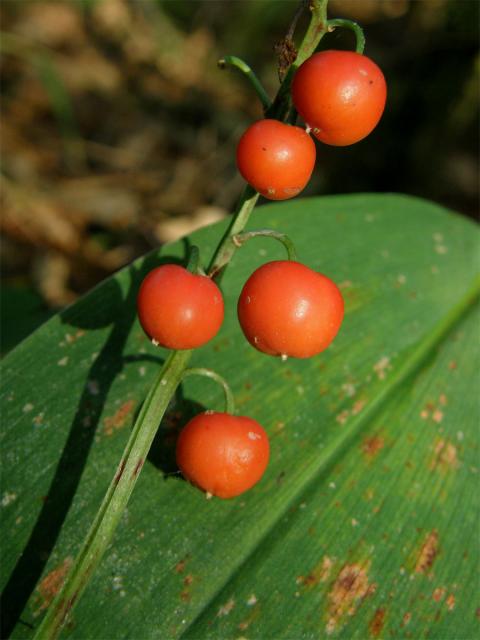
[1,0,478,355]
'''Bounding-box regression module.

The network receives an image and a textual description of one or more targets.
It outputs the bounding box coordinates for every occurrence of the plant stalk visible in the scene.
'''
[34,350,192,640]
[33,2,332,637]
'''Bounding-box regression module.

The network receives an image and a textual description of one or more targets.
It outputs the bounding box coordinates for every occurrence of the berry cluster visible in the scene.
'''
[136,47,386,500]
[238,50,386,200]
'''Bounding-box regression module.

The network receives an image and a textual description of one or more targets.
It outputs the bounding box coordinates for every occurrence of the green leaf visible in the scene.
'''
[1,194,478,639]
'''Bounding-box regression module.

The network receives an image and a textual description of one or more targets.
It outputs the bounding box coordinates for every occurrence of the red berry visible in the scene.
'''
[137,265,224,350]
[237,260,344,359]
[176,412,270,499]
[292,50,387,146]
[236,119,316,200]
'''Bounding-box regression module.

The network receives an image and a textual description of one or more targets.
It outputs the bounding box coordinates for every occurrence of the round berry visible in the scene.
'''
[137,265,224,350]
[176,412,270,499]
[237,260,344,359]
[292,50,387,146]
[236,119,316,200]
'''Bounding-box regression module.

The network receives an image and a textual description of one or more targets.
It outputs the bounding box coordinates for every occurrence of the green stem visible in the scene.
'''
[33,3,332,638]
[34,350,192,640]
[183,368,236,415]
[218,55,272,111]
[208,185,260,278]
[186,245,200,274]
[233,229,298,261]
[266,0,329,121]
[327,19,365,54]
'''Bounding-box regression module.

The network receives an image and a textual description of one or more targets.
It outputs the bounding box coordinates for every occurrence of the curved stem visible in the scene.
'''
[233,229,298,261]
[218,55,272,111]
[327,19,366,54]
[183,368,236,415]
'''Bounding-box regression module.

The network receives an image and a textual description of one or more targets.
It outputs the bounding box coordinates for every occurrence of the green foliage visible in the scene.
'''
[1,194,478,639]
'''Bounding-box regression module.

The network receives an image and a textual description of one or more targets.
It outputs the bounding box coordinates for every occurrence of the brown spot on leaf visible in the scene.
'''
[336,409,350,425]
[326,563,376,634]
[175,556,190,573]
[35,558,73,613]
[132,457,144,477]
[217,598,235,617]
[369,608,386,637]
[402,612,411,626]
[431,439,459,472]
[114,459,126,485]
[351,399,366,415]
[446,594,455,611]
[362,435,385,460]
[104,400,135,436]
[65,330,85,345]
[297,556,334,588]
[432,587,446,602]
[238,607,260,631]
[415,530,439,574]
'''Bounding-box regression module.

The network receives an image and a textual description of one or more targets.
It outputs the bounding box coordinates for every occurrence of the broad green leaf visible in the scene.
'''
[1,194,478,639]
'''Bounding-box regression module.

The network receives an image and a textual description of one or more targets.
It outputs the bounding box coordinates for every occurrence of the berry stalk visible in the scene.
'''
[33,2,330,637]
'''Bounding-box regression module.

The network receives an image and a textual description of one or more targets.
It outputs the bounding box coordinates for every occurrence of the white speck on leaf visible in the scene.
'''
[374,356,391,380]
[247,594,257,606]
[23,403,34,413]
[1,492,17,507]
[57,357,68,366]
[342,382,356,398]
